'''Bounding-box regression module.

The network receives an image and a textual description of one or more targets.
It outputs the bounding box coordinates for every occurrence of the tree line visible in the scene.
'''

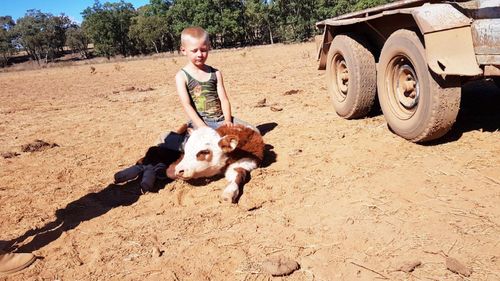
[0,0,390,66]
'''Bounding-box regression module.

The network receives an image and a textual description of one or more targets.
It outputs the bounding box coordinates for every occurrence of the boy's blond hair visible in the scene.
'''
[181,27,209,46]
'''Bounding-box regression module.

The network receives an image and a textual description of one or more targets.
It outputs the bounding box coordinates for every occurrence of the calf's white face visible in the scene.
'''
[174,127,238,179]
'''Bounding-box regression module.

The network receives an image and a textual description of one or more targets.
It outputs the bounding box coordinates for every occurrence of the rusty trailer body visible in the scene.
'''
[316,0,499,142]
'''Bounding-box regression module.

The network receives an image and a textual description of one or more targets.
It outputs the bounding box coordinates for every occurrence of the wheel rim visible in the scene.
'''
[385,55,420,120]
[330,53,349,102]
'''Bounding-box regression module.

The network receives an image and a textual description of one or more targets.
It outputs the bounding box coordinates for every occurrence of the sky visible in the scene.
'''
[0,0,150,23]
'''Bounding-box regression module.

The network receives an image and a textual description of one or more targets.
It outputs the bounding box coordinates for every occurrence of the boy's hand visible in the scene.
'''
[223,120,234,127]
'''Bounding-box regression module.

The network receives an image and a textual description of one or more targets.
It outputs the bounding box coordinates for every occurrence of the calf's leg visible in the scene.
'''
[222,158,257,203]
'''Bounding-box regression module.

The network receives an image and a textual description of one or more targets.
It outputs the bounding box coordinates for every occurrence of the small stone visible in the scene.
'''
[255,98,267,107]
[446,256,472,277]
[398,260,421,273]
[283,89,300,95]
[1,151,20,159]
[262,256,300,276]
[270,106,283,112]
[138,87,154,92]
[151,246,162,258]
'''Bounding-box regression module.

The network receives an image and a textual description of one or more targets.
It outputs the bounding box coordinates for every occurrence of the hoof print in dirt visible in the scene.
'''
[397,260,421,273]
[151,246,163,258]
[1,151,20,159]
[446,256,472,277]
[124,86,136,91]
[262,256,300,276]
[289,149,302,156]
[21,140,59,153]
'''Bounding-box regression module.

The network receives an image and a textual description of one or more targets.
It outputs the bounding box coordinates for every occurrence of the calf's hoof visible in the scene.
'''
[222,184,239,203]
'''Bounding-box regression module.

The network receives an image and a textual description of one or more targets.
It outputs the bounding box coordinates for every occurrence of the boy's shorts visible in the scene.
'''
[188,117,257,131]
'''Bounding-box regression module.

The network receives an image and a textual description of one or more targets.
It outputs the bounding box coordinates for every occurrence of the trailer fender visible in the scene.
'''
[411,3,483,76]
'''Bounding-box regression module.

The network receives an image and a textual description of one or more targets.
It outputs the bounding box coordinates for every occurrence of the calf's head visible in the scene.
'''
[175,127,238,179]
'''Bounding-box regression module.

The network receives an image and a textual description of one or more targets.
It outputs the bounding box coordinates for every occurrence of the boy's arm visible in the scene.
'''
[175,71,207,129]
[215,70,233,126]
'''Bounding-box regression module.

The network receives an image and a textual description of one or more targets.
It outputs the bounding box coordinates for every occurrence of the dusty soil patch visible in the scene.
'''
[262,255,300,276]
[0,43,499,281]
[1,152,20,159]
[20,140,59,153]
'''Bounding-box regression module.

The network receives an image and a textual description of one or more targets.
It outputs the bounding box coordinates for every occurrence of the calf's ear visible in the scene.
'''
[218,135,239,153]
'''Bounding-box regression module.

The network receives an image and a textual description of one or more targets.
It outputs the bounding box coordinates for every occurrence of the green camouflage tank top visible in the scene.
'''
[182,67,223,121]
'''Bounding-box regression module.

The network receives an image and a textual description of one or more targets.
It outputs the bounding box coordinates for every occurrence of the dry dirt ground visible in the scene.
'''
[1,43,499,281]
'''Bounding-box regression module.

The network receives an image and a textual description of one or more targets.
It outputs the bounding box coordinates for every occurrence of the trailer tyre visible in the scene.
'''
[326,34,376,119]
[377,29,461,142]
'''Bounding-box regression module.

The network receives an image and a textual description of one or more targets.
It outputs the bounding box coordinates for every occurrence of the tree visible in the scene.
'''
[167,0,246,48]
[317,0,354,19]
[0,16,16,66]
[354,0,391,10]
[82,1,137,58]
[129,3,173,54]
[66,25,90,58]
[13,10,71,63]
[243,0,265,44]
[0,0,395,64]
[168,0,212,48]
[271,0,317,42]
[148,0,173,15]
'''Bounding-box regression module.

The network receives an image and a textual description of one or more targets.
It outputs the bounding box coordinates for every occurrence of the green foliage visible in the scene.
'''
[82,1,137,58]
[0,0,394,64]
[66,25,90,58]
[12,10,71,63]
[0,16,16,66]
[354,0,391,10]
[243,0,271,44]
[272,0,318,42]
[167,0,242,48]
[317,0,356,19]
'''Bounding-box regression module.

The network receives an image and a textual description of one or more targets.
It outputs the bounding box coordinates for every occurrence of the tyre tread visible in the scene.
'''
[328,34,377,119]
[378,29,461,143]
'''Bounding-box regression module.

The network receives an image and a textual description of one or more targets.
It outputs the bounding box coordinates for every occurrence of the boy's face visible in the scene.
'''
[181,36,209,67]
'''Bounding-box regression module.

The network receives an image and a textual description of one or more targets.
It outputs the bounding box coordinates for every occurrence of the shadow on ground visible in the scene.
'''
[5,178,171,254]
[364,80,499,144]
[5,122,279,253]
[427,80,500,144]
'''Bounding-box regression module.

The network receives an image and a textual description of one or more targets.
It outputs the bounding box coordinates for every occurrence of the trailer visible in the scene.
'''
[316,0,499,142]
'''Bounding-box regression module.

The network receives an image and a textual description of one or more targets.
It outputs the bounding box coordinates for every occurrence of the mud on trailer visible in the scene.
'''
[316,0,500,142]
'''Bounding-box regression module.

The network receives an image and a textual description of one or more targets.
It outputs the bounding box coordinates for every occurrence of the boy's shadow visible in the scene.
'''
[5,179,172,253]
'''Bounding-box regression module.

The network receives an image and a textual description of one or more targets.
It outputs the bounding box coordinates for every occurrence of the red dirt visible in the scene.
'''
[0,43,499,280]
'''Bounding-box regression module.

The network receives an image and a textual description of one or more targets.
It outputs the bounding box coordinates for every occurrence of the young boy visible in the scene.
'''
[116,27,255,187]
[175,26,252,130]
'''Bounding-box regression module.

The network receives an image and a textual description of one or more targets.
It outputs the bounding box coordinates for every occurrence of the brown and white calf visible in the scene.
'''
[170,124,264,203]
